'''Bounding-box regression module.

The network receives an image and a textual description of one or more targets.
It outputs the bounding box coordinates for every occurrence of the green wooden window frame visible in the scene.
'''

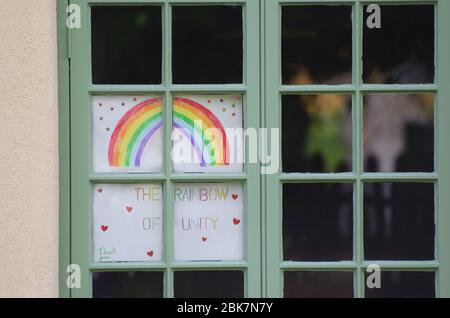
[265,0,450,298]
[60,0,261,298]
[58,0,450,298]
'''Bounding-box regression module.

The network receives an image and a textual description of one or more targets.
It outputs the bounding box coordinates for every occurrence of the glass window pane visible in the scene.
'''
[92,95,164,173]
[363,94,434,173]
[91,6,162,84]
[365,271,435,298]
[282,6,352,85]
[173,183,244,261]
[93,272,164,298]
[172,95,244,173]
[93,184,163,262]
[174,271,244,298]
[284,271,353,298]
[282,94,352,173]
[172,6,243,84]
[363,5,434,84]
[283,183,353,261]
[364,183,435,260]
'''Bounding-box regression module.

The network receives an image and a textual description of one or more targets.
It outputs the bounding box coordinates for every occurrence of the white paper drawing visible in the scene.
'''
[93,184,163,262]
[173,183,244,261]
[92,95,163,173]
[172,95,243,173]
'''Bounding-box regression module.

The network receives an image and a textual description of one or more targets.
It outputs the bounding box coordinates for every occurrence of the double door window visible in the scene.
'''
[64,0,450,298]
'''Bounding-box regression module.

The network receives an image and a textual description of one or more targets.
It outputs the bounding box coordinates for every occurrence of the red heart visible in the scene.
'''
[232,194,238,200]
[233,218,241,225]
[97,188,103,193]
[126,206,133,213]
[147,250,154,257]
[101,225,109,232]
[202,237,208,242]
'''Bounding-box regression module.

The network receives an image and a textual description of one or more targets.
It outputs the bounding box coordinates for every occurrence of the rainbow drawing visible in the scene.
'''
[108,97,230,168]
[108,97,163,167]
[173,97,230,167]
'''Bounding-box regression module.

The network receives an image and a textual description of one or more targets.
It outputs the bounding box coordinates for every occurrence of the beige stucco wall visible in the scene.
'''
[0,0,59,297]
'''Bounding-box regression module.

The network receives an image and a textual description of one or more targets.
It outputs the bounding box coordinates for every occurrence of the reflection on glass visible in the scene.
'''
[284,271,353,298]
[91,6,162,84]
[364,183,434,260]
[363,94,434,173]
[283,183,353,261]
[282,6,352,85]
[365,272,435,298]
[92,272,164,298]
[282,95,352,173]
[363,5,434,84]
[172,6,243,84]
[174,271,244,298]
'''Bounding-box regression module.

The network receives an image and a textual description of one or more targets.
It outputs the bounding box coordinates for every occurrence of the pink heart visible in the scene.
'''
[147,250,154,257]
[232,194,238,200]
[233,218,241,225]
[101,225,109,232]
[202,237,208,242]
[97,188,103,193]
[126,206,133,213]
